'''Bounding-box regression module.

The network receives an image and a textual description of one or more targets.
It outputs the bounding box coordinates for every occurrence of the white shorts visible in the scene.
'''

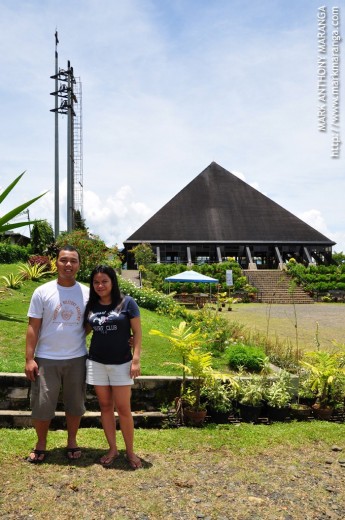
[86,359,134,386]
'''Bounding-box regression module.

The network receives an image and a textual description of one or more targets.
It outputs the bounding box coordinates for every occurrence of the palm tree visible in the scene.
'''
[0,172,47,234]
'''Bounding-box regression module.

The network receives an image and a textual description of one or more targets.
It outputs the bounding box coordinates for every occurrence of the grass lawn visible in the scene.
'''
[0,422,345,519]
[0,262,20,277]
[223,301,345,351]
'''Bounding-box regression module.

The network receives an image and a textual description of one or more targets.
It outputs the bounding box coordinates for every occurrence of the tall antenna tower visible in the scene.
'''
[73,78,83,218]
[50,33,83,233]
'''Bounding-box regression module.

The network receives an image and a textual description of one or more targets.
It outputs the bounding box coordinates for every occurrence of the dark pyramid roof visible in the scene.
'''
[125,162,334,244]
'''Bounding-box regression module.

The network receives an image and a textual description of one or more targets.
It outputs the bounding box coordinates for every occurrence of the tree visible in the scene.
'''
[129,243,156,271]
[129,243,156,287]
[73,209,87,231]
[31,220,55,254]
[0,172,47,234]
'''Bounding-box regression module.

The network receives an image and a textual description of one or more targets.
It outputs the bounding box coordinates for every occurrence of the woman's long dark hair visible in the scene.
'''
[83,265,123,326]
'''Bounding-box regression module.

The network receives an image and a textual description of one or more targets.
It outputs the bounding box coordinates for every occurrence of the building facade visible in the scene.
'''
[124,162,335,269]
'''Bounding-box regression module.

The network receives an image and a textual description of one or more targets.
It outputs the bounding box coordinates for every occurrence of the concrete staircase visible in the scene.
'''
[243,269,314,304]
[120,269,141,287]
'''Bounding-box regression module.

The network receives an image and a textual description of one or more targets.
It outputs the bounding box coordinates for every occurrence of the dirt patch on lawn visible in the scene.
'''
[226,303,345,351]
[1,441,345,519]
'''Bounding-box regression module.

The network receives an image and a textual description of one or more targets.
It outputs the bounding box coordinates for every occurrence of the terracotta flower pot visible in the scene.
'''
[312,405,334,421]
[183,408,207,426]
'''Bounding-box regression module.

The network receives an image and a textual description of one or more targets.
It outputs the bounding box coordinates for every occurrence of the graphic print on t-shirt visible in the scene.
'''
[52,299,83,325]
[89,309,119,334]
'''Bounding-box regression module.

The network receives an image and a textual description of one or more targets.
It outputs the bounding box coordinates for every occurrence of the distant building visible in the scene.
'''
[1,232,30,247]
[123,162,335,269]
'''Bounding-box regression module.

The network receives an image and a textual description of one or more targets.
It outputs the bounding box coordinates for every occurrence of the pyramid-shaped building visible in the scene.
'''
[124,162,335,269]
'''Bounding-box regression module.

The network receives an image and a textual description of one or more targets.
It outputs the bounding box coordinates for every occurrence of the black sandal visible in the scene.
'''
[26,449,47,464]
[66,447,82,460]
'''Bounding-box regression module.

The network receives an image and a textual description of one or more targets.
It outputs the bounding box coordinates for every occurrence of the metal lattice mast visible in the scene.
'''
[73,78,83,218]
[50,34,83,232]
[53,32,60,238]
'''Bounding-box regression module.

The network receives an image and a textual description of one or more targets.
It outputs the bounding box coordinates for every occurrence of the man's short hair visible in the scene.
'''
[56,245,81,262]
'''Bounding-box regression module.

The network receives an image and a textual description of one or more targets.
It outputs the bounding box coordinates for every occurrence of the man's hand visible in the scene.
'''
[25,359,39,382]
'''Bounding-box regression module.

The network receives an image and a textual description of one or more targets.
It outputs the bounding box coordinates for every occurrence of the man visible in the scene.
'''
[25,245,89,463]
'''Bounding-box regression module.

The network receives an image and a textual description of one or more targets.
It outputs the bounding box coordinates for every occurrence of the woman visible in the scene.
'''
[84,265,142,469]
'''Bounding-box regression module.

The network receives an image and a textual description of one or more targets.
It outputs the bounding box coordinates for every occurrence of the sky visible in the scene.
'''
[1,0,344,251]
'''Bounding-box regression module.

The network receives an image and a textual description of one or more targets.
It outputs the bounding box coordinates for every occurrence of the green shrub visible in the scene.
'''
[190,306,231,354]
[286,262,345,297]
[0,242,30,263]
[228,344,267,372]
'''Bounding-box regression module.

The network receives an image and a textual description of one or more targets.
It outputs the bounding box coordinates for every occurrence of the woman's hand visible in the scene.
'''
[130,359,141,379]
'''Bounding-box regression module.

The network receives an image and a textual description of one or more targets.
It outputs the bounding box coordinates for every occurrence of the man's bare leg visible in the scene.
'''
[66,414,82,459]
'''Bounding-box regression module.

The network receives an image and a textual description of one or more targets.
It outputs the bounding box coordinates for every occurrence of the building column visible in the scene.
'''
[274,246,284,270]
[303,246,315,266]
[246,246,257,270]
[187,246,192,266]
[216,246,222,263]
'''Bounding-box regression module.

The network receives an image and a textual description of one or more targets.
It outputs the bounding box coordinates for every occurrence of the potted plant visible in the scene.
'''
[238,375,265,422]
[149,321,202,397]
[200,376,238,423]
[216,292,227,311]
[149,321,213,425]
[265,370,293,422]
[226,297,233,311]
[299,350,345,420]
[180,349,215,425]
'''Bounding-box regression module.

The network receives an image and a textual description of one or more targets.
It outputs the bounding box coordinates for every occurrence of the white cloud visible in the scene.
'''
[298,209,345,252]
[83,187,152,247]
[298,209,329,236]
[0,1,344,254]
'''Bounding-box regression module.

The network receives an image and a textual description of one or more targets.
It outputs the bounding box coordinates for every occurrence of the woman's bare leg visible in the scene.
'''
[113,386,141,468]
[94,385,119,464]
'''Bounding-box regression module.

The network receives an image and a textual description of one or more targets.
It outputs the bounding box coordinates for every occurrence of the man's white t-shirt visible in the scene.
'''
[27,280,90,360]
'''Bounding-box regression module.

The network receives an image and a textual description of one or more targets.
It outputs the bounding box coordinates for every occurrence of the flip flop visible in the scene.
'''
[100,452,119,467]
[125,453,142,470]
[27,449,47,464]
[66,447,82,460]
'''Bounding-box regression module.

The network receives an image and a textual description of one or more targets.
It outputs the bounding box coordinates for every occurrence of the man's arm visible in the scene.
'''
[25,317,42,382]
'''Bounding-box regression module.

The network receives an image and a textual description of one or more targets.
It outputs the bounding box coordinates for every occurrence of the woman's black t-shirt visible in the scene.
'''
[87,295,140,365]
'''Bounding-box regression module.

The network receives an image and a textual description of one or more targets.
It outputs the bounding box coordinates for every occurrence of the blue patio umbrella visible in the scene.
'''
[165,270,219,296]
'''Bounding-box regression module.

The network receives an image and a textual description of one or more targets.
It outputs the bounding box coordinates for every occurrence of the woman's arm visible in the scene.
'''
[129,316,142,378]
[84,323,92,335]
